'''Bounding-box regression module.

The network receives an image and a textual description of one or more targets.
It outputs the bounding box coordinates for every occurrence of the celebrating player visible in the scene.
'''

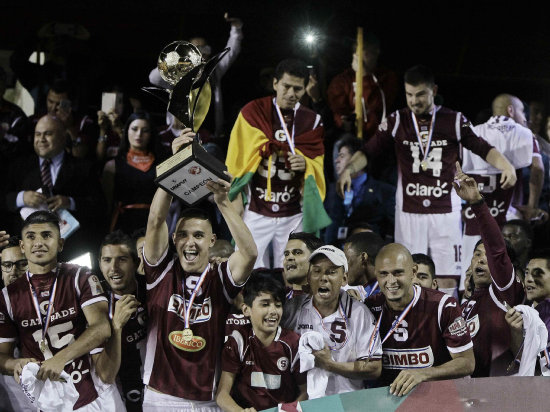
[141,130,257,411]
[365,243,474,396]
[94,230,147,411]
[0,211,113,410]
[283,245,382,395]
[455,162,525,377]
[339,65,515,295]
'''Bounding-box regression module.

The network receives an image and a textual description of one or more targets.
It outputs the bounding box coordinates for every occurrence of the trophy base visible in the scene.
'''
[155,141,229,206]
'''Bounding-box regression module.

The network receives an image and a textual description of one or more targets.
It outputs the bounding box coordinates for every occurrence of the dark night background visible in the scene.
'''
[2,0,549,123]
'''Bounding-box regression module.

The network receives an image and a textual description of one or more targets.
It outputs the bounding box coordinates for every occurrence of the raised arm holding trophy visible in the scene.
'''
[144,41,230,205]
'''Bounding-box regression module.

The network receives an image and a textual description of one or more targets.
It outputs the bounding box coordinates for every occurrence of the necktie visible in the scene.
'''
[41,158,53,193]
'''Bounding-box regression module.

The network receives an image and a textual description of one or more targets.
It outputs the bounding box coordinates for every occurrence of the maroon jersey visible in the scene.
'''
[111,275,147,411]
[365,285,472,386]
[0,264,107,409]
[143,249,243,401]
[222,323,305,410]
[248,100,323,217]
[461,202,524,377]
[365,106,493,214]
[225,313,251,335]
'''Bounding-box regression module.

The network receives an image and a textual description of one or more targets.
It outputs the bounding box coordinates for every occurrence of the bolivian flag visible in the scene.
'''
[227,96,331,233]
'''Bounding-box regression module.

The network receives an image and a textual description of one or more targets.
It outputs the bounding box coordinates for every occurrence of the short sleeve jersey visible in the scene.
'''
[222,323,305,410]
[365,285,472,386]
[364,106,493,214]
[110,275,148,410]
[143,248,242,401]
[248,101,323,218]
[291,291,382,395]
[0,263,108,409]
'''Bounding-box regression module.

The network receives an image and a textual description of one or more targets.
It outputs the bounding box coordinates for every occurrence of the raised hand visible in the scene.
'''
[452,162,483,204]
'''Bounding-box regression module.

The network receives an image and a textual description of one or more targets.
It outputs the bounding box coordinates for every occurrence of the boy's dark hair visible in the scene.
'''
[22,211,60,234]
[337,136,363,156]
[0,236,21,253]
[274,59,309,87]
[404,65,435,87]
[412,253,436,279]
[288,232,323,253]
[503,219,534,241]
[243,273,286,307]
[99,230,139,264]
[345,232,385,265]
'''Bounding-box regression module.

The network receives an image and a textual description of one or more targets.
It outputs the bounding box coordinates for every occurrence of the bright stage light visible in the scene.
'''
[69,252,92,269]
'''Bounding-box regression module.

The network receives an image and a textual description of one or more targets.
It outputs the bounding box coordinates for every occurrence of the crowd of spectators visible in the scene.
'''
[0,15,550,412]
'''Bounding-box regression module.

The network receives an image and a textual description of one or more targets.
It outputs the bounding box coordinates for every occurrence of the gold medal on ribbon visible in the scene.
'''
[181,328,193,342]
[40,339,47,353]
[421,161,428,171]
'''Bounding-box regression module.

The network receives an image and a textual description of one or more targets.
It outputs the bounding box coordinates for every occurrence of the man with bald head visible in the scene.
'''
[364,242,474,396]
[3,114,104,261]
[460,93,544,290]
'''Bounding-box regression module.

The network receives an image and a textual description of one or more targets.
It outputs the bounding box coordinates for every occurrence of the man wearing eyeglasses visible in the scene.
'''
[1,236,28,287]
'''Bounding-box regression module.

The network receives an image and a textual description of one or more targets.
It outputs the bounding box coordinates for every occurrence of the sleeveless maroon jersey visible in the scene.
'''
[364,106,493,214]
[222,323,305,410]
[460,202,524,377]
[142,249,243,401]
[365,285,472,386]
[0,263,107,409]
[248,101,323,218]
[110,275,147,411]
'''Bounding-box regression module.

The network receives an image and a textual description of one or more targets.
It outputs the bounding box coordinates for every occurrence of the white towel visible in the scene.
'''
[20,362,79,412]
[298,331,330,399]
[513,305,549,376]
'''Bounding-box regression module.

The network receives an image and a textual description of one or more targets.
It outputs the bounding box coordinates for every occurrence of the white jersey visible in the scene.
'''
[291,291,382,395]
[464,116,533,174]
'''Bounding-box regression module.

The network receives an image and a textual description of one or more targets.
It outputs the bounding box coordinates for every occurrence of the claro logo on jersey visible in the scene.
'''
[464,200,506,220]
[168,294,212,324]
[382,346,434,369]
[406,179,449,199]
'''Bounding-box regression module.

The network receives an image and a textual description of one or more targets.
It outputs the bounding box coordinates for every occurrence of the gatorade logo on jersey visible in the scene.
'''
[168,294,212,324]
[382,346,434,369]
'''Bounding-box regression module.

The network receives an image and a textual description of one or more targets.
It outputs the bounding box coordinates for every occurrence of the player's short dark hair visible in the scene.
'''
[345,232,385,265]
[0,236,21,254]
[503,219,534,241]
[49,79,71,97]
[404,65,435,87]
[412,253,436,279]
[99,230,139,264]
[274,59,309,87]
[337,136,363,156]
[288,232,323,253]
[176,208,212,229]
[528,250,550,270]
[242,273,286,307]
[22,211,60,234]
[474,238,517,267]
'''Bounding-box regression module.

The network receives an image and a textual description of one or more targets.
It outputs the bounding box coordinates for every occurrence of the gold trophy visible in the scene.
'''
[145,41,230,206]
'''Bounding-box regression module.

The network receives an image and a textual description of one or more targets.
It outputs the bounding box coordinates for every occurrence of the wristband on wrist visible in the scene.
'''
[469,196,485,206]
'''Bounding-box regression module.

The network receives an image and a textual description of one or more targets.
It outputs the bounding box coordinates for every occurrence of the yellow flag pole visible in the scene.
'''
[355,27,364,139]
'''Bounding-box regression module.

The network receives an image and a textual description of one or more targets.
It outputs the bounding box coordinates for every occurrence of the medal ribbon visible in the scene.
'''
[108,291,114,320]
[366,285,418,359]
[26,267,60,347]
[181,264,210,330]
[366,281,379,298]
[411,107,437,166]
[312,297,350,351]
[273,100,296,155]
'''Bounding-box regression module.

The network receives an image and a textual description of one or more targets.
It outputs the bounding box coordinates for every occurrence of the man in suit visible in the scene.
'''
[3,115,104,261]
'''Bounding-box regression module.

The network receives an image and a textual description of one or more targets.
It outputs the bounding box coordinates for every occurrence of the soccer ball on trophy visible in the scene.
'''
[157,41,203,86]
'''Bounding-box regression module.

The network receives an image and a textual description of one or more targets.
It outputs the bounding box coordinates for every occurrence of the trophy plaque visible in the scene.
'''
[144,41,230,205]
